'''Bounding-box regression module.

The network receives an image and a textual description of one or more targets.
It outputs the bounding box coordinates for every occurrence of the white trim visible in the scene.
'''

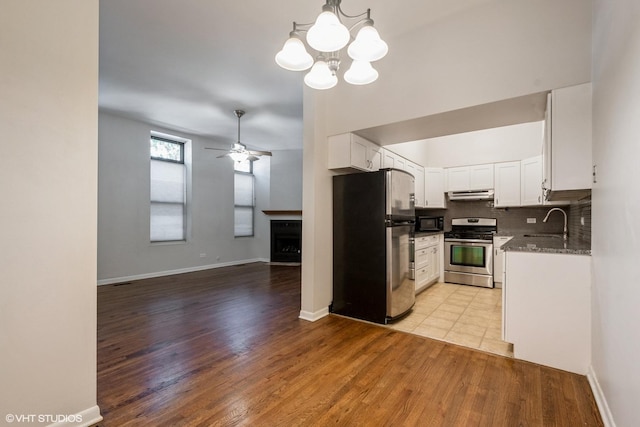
[97,258,270,285]
[46,405,102,427]
[299,307,329,322]
[587,365,616,427]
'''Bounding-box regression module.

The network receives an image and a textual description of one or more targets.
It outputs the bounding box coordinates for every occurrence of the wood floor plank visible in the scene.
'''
[96,263,603,426]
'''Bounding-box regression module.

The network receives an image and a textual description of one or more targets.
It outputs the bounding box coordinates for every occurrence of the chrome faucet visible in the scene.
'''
[543,208,568,240]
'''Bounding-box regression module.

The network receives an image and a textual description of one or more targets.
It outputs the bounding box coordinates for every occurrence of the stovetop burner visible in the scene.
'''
[445,217,497,241]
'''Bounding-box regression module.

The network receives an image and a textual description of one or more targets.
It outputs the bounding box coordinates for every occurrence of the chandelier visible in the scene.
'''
[275,0,388,90]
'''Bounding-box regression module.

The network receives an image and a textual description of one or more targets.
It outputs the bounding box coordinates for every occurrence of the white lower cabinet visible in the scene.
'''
[503,251,591,374]
[415,234,441,293]
[492,236,513,288]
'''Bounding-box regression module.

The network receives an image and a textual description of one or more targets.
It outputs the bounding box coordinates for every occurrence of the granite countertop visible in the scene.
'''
[502,235,591,255]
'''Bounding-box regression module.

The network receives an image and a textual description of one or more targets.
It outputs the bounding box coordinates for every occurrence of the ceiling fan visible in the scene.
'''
[205,109,272,162]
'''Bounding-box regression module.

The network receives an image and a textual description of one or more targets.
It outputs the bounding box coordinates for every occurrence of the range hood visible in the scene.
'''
[448,189,495,201]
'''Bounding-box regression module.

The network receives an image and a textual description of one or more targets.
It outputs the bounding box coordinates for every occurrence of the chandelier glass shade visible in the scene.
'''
[275,0,387,90]
[344,60,378,85]
[275,37,314,71]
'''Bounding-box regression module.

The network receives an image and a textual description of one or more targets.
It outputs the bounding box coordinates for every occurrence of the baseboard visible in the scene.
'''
[47,405,102,427]
[587,365,616,427]
[299,307,329,322]
[97,258,270,285]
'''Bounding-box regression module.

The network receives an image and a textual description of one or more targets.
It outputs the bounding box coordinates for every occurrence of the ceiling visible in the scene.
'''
[99,0,498,151]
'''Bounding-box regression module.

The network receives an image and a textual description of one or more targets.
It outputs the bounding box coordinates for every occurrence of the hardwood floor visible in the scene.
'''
[97,263,602,426]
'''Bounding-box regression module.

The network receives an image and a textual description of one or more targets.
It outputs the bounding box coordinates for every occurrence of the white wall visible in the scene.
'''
[325,0,591,135]
[301,0,591,317]
[591,1,640,425]
[300,89,335,321]
[269,149,303,210]
[0,1,102,425]
[98,112,271,283]
[389,121,544,168]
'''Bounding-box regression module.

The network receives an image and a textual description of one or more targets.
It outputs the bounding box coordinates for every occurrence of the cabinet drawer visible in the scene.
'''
[416,248,429,266]
[416,266,429,280]
[416,234,439,248]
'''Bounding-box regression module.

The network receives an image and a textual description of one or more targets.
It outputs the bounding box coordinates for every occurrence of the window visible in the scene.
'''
[234,160,255,237]
[150,135,186,242]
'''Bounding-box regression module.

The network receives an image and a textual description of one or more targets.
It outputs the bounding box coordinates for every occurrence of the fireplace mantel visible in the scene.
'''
[262,210,302,216]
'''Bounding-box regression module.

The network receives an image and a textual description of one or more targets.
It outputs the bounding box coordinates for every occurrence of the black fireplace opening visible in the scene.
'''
[270,220,302,263]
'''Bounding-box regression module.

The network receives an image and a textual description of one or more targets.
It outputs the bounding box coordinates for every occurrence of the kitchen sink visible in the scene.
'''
[523,234,563,238]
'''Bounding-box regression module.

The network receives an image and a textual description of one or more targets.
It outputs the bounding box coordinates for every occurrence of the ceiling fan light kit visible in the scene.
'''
[275,0,388,90]
[205,110,272,163]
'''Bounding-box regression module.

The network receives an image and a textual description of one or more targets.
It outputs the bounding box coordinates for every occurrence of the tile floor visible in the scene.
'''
[389,282,514,357]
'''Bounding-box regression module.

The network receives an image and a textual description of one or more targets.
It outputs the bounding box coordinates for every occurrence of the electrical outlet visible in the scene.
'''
[527,218,536,224]
[199,253,206,258]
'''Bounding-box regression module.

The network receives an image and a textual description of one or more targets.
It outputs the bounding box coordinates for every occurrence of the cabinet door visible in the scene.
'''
[493,236,513,285]
[470,164,494,190]
[368,144,382,171]
[395,156,406,171]
[494,162,521,207]
[429,246,440,283]
[350,136,369,170]
[424,167,445,208]
[446,167,470,191]
[382,149,395,169]
[550,83,592,192]
[407,162,425,207]
[521,156,543,206]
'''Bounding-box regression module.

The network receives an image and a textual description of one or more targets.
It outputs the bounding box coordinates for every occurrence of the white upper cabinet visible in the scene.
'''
[521,155,543,206]
[328,133,381,172]
[446,167,470,191]
[424,167,446,209]
[543,83,593,200]
[406,162,425,207]
[382,149,395,169]
[494,161,521,207]
[446,164,494,192]
[470,164,494,190]
[380,149,408,171]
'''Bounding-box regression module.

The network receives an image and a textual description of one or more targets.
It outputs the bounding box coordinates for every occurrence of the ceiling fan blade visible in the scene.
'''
[204,147,229,151]
[247,155,260,162]
[216,153,230,158]
[247,150,272,156]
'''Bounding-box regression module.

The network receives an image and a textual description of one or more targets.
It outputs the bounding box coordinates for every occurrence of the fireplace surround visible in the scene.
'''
[270,220,302,263]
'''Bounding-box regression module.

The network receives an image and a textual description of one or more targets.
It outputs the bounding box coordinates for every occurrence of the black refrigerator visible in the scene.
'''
[332,169,416,324]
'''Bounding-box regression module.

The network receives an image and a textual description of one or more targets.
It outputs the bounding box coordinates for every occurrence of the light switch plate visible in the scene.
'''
[527,218,536,224]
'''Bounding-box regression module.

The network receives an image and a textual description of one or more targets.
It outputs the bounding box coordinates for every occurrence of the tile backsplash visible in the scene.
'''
[418,197,591,243]
[568,197,591,244]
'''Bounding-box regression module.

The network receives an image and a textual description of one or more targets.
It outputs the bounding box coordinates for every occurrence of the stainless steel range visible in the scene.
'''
[444,218,497,288]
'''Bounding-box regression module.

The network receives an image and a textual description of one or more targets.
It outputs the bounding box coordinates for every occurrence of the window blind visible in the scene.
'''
[234,171,254,237]
[150,159,186,241]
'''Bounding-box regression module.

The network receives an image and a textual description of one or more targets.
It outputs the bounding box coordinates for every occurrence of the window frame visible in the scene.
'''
[234,160,255,238]
[150,134,188,243]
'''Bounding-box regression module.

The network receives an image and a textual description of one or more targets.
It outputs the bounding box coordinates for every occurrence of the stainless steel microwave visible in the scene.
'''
[416,216,444,232]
